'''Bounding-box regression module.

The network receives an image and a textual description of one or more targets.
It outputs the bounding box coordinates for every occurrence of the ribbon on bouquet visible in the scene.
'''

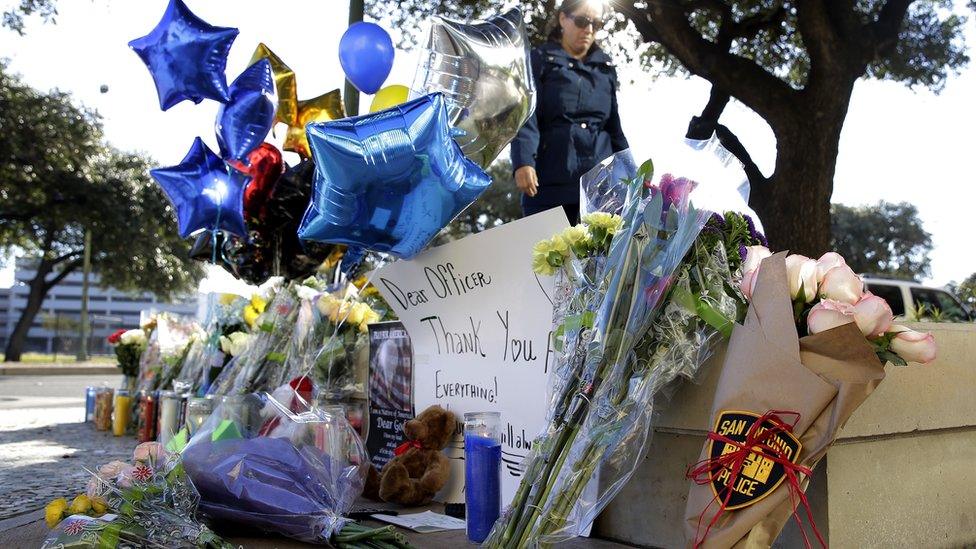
[686,410,826,549]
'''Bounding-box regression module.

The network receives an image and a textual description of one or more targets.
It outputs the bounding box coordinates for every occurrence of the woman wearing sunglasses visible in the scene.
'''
[511,0,629,225]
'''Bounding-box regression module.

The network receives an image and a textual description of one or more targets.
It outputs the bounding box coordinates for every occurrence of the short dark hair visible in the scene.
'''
[546,0,603,53]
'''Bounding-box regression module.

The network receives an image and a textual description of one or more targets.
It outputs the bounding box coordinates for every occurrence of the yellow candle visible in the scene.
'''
[113,391,132,437]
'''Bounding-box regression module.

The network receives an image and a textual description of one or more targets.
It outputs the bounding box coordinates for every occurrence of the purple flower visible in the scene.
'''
[659,173,697,208]
[738,244,748,262]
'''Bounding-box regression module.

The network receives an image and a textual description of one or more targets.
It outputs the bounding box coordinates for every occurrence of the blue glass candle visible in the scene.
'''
[464,411,501,543]
[84,386,96,422]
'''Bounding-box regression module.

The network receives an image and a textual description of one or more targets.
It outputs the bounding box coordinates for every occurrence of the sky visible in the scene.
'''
[1,0,974,290]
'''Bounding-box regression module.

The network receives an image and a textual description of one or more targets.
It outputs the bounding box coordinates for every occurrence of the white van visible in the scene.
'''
[862,277,974,322]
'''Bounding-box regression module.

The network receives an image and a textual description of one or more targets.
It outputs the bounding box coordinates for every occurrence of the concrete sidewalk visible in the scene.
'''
[0,362,119,376]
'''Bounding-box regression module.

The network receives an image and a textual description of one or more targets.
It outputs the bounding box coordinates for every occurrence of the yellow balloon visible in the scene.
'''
[369,85,410,113]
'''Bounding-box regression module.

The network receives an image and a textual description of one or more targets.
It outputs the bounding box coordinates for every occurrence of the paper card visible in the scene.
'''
[372,208,569,504]
[365,321,416,470]
[371,510,466,533]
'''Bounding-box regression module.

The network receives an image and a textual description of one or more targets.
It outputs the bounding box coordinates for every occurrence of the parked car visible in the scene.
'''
[862,277,975,322]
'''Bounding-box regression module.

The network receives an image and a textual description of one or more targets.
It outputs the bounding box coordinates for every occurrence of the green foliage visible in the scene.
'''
[436,158,521,243]
[945,272,976,309]
[1,0,57,35]
[0,63,202,299]
[370,1,969,93]
[830,201,933,280]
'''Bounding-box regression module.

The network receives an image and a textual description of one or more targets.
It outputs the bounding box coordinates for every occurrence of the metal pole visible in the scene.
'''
[344,0,366,116]
[76,229,92,361]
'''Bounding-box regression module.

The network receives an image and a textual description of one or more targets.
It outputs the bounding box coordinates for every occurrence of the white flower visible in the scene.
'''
[784,254,818,303]
[120,329,147,346]
[219,331,251,356]
[819,265,864,305]
[295,284,320,301]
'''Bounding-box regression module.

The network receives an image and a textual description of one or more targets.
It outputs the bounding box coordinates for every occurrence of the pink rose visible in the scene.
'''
[116,463,138,489]
[785,254,818,303]
[742,246,772,275]
[740,268,760,301]
[852,293,894,338]
[133,442,166,464]
[816,252,846,283]
[889,326,937,364]
[819,265,864,305]
[807,299,856,334]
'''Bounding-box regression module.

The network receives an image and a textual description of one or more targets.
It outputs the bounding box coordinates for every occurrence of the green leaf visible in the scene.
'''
[96,521,122,549]
[266,351,285,363]
[643,193,664,230]
[636,158,654,181]
[876,349,908,366]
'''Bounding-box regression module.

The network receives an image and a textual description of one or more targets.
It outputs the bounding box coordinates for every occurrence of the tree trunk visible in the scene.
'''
[3,260,53,362]
[751,85,854,257]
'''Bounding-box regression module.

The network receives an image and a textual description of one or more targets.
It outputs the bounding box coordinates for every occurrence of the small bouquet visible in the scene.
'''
[108,328,147,388]
[43,442,229,548]
[182,393,411,547]
[137,314,197,392]
[207,284,298,396]
[683,250,936,548]
[174,293,253,395]
[490,138,763,546]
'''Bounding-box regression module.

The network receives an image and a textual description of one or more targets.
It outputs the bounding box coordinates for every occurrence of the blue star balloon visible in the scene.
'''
[216,59,277,162]
[151,137,249,239]
[298,92,492,259]
[129,0,239,110]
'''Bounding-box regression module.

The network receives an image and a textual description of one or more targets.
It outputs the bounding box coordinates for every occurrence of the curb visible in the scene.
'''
[0,366,120,376]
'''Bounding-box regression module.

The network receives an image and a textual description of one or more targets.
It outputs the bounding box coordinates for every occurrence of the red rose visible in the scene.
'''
[107,329,126,345]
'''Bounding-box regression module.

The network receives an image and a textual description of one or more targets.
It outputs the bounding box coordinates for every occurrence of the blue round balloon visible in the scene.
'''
[151,137,249,239]
[129,0,238,110]
[216,59,277,162]
[298,93,492,259]
[338,22,394,95]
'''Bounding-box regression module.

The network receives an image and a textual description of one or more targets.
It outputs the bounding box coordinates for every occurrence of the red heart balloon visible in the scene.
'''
[232,143,284,224]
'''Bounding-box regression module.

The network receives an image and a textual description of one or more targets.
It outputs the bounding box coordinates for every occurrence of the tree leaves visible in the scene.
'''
[830,201,933,280]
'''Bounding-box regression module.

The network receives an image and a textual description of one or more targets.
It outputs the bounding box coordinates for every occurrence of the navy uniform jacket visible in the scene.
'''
[511,42,629,208]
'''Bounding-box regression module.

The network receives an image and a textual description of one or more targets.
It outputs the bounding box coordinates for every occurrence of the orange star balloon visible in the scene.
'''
[249,43,346,157]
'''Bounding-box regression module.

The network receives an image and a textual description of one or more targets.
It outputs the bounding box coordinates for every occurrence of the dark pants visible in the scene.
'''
[522,202,580,226]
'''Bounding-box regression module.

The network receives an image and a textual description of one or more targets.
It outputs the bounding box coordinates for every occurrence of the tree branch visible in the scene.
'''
[44,258,83,292]
[49,249,83,266]
[795,0,848,84]
[625,0,798,123]
[869,0,913,56]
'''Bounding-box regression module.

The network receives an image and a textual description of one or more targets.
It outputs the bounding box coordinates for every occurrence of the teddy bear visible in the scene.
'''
[364,405,457,506]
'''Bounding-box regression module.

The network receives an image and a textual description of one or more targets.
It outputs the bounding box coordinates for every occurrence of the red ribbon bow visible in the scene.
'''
[394,440,423,456]
[686,410,826,549]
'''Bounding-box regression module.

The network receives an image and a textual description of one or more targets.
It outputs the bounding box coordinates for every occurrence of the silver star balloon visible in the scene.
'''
[412,8,536,168]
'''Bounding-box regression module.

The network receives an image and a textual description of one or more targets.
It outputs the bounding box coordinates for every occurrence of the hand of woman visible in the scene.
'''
[514,166,538,197]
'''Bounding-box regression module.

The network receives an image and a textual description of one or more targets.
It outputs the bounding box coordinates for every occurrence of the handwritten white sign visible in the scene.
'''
[372,208,569,503]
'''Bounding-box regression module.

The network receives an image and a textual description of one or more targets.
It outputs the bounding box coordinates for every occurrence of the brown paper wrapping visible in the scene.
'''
[684,253,886,548]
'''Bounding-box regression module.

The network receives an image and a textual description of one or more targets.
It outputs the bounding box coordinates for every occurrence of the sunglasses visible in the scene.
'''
[570,14,604,30]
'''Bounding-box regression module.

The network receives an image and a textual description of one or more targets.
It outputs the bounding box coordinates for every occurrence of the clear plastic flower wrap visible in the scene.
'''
[43,442,230,549]
[488,135,766,547]
[137,314,198,392]
[181,392,369,543]
[207,288,298,396]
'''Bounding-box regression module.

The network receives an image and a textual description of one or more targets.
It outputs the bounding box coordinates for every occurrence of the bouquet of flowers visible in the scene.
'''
[683,249,936,548]
[43,442,229,548]
[489,139,764,547]
[137,314,197,392]
[108,328,147,381]
[181,393,412,547]
[207,282,298,396]
[175,292,256,395]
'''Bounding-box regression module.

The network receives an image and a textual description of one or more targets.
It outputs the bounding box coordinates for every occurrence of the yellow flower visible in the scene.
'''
[532,236,569,276]
[330,301,352,324]
[347,302,368,326]
[582,212,623,233]
[45,498,68,528]
[68,494,92,515]
[317,294,339,318]
[359,308,382,333]
[243,305,260,328]
[250,294,267,314]
[561,225,591,256]
[219,293,239,306]
[91,496,108,516]
[361,285,380,298]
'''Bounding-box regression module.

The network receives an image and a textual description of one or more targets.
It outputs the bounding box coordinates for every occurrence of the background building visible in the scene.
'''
[0,258,196,356]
